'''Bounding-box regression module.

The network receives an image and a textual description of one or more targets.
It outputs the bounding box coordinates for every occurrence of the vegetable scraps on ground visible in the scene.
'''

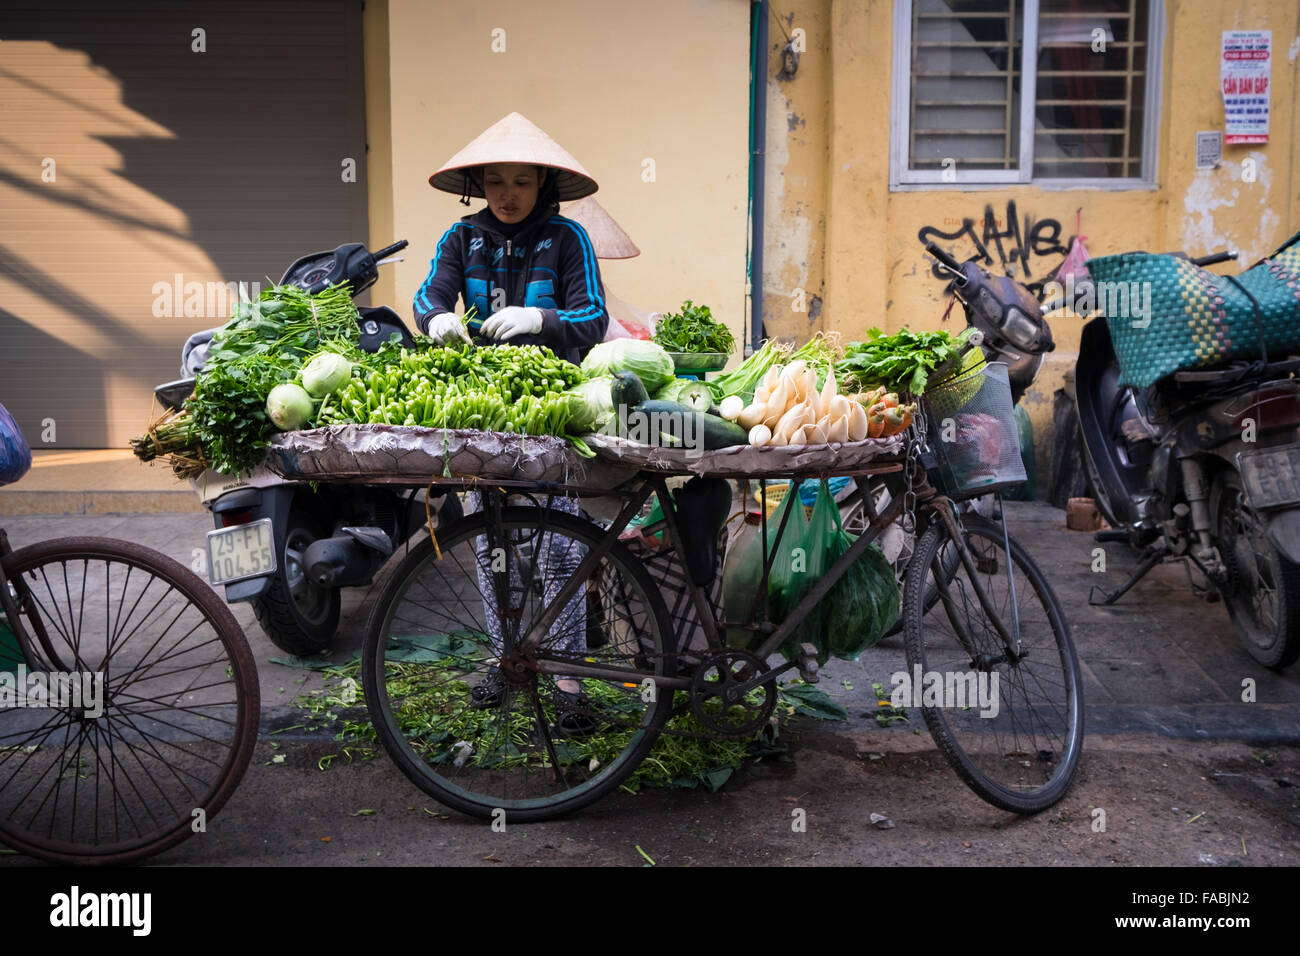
[652,300,735,355]
[294,651,848,794]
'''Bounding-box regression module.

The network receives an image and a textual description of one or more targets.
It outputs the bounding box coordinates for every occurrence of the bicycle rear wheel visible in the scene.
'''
[0,537,259,864]
[903,514,1083,813]
[362,507,675,822]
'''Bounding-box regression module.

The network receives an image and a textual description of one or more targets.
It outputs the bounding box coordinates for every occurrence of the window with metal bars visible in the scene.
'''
[890,0,1162,186]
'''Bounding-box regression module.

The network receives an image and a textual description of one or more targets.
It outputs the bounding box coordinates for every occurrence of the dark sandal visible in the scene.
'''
[553,690,599,738]
[469,668,506,710]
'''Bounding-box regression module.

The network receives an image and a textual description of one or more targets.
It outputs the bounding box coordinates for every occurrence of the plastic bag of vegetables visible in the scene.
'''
[580,339,675,393]
[819,483,899,658]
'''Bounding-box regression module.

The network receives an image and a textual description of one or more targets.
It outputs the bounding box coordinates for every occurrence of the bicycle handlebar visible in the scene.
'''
[1189,250,1238,267]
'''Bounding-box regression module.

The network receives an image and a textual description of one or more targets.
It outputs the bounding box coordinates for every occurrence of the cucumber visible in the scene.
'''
[610,370,649,409]
[625,399,749,450]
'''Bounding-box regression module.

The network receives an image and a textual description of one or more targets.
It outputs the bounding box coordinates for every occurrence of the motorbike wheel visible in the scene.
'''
[1216,471,1300,670]
[252,507,340,656]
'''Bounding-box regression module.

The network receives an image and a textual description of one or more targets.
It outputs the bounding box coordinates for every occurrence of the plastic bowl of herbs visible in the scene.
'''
[653,300,734,372]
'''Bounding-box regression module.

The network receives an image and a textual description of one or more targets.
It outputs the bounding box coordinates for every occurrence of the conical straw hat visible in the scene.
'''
[429,112,598,201]
[563,196,640,259]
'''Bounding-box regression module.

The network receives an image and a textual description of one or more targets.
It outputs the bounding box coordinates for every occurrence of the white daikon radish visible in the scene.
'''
[805,423,827,445]
[768,427,788,447]
[782,359,808,383]
[719,395,745,421]
[801,368,819,413]
[828,394,850,421]
[827,414,849,443]
[766,378,793,419]
[763,365,782,392]
[748,423,772,447]
[847,401,869,441]
[774,399,811,443]
[754,384,771,404]
[819,370,838,415]
[738,402,767,429]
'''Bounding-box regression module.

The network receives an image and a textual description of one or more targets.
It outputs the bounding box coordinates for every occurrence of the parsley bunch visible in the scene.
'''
[653,300,735,354]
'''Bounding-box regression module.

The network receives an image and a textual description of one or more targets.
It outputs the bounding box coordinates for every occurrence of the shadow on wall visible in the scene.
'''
[0,2,366,447]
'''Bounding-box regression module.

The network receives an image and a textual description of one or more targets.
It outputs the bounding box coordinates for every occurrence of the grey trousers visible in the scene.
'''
[465,492,587,661]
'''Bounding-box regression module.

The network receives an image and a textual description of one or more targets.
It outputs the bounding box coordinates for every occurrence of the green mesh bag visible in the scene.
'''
[1089,231,1300,388]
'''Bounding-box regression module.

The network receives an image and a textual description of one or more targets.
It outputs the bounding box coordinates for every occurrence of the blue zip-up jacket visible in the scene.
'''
[413,205,609,364]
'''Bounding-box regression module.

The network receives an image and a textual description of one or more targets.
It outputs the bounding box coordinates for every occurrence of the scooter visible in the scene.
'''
[153,240,435,656]
[1068,248,1300,669]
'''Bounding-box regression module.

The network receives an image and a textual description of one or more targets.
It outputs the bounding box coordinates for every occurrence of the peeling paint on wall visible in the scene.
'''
[1181,153,1273,261]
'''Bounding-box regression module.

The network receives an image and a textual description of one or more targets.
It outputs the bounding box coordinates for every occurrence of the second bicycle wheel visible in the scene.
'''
[0,537,259,865]
[904,514,1083,813]
[362,506,675,822]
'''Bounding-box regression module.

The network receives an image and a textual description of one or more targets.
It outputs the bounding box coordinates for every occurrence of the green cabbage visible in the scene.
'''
[564,376,615,433]
[654,379,713,412]
[266,383,314,431]
[580,339,675,393]
[301,351,354,398]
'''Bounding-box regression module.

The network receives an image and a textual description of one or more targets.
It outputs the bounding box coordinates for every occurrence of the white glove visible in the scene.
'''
[427,312,471,346]
[480,306,543,341]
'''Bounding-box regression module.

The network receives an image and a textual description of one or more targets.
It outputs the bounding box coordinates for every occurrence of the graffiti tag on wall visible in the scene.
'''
[918,200,1069,288]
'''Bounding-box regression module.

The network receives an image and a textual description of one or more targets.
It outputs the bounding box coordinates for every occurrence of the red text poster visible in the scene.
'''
[1222,30,1270,144]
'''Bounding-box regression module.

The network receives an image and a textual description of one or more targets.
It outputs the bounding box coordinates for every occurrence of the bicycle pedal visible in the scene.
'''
[796,643,820,683]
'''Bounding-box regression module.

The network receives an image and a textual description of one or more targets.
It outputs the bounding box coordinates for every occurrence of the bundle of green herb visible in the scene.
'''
[836,326,974,397]
[653,300,735,354]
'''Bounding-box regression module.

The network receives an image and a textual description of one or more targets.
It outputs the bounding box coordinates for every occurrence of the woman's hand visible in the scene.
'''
[481,306,543,341]
[428,312,472,346]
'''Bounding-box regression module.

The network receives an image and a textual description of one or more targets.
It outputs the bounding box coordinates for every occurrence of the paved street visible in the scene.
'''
[1,501,1297,866]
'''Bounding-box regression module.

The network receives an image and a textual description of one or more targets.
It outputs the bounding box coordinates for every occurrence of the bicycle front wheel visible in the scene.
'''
[903,514,1083,813]
[362,507,675,822]
[0,537,259,864]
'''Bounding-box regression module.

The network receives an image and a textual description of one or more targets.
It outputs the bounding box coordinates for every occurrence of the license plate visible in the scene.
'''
[1237,447,1300,510]
[206,518,276,586]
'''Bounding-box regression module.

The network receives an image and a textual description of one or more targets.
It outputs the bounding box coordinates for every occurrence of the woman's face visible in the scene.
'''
[482,163,543,224]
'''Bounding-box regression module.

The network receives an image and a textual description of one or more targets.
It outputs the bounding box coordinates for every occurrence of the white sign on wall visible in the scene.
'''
[1221,30,1271,145]
[1195,131,1222,169]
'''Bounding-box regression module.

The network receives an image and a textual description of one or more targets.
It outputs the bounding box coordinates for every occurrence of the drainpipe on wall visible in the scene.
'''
[748,0,769,354]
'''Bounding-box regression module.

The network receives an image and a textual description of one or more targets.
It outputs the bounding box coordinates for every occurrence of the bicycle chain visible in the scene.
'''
[900,425,922,534]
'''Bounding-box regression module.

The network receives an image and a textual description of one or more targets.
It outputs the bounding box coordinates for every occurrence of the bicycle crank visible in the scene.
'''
[689,649,777,738]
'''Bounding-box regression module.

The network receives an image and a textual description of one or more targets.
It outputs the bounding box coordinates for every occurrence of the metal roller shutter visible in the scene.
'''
[0,0,367,448]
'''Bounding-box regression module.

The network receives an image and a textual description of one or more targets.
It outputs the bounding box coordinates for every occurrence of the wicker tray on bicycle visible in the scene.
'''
[582,433,905,479]
[265,424,638,487]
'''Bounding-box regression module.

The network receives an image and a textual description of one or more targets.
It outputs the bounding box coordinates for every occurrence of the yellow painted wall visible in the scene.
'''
[762,2,832,343]
[767,0,1300,476]
[366,0,751,350]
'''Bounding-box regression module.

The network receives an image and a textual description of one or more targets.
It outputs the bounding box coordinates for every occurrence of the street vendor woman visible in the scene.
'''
[414,111,608,364]
[414,113,604,735]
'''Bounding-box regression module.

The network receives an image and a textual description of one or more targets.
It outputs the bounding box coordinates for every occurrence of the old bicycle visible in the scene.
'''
[0,423,259,865]
[355,403,1084,822]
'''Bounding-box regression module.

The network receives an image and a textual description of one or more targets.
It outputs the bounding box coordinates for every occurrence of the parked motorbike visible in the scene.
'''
[153,240,435,656]
[1065,249,1300,669]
